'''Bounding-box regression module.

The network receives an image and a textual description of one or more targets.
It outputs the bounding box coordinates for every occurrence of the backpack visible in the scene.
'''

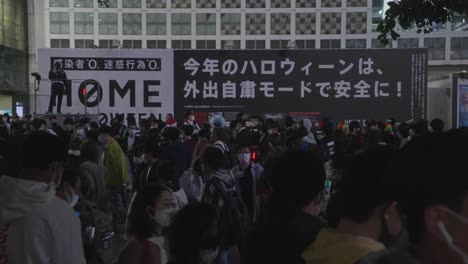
[213,142,234,169]
[204,177,251,250]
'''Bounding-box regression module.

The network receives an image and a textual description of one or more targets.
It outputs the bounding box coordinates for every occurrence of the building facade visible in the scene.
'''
[35,0,468,70]
[0,0,28,115]
[27,0,468,115]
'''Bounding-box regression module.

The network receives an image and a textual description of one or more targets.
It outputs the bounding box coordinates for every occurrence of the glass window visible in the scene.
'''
[346,39,366,48]
[296,0,315,7]
[123,40,142,49]
[246,0,266,8]
[197,0,216,8]
[123,13,142,35]
[50,39,70,48]
[50,0,69,7]
[221,13,241,35]
[196,40,216,49]
[147,0,166,8]
[246,40,265,49]
[452,15,468,31]
[296,40,315,49]
[271,13,291,35]
[147,13,167,35]
[451,37,468,60]
[74,0,93,8]
[271,0,290,8]
[321,39,340,49]
[50,12,70,34]
[321,13,341,34]
[424,38,445,60]
[172,13,191,35]
[75,39,95,48]
[221,0,240,8]
[397,38,419,48]
[322,0,341,7]
[99,13,118,35]
[99,39,120,48]
[197,13,216,35]
[372,39,391,48]
[221,40,241,49]
[75,13,94,35]
[296,13,316,35]
[147,40,167,48]
[347,0,366,7]
[172,0,191,8]
[172,40,192,49]
[346,12,367,34]
[123,0,142,8]
[270,40,289,49]
[99,0,117,7]
[246,13,266,35]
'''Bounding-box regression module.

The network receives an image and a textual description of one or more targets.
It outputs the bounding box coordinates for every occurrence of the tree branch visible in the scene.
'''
[377,0,468,44]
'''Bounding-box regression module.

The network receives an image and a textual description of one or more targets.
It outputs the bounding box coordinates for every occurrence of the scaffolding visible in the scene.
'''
[32,78,101,123]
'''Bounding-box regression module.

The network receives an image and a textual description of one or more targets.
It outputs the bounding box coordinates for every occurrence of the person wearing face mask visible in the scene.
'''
[75,124,87,141]
[49,115,64,138]
[0,132,86,264]
[377,130,468,264]
[56,162,81,208]
[184,111,201,134]
[98,125,129,233]
[133,140,162,194]
[247,151,325,264]
[231,146,264,224]
[303,146,401,264]
[168,203,220,264]
[118,184,175,264]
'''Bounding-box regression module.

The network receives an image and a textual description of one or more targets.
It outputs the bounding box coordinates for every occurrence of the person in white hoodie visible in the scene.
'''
[0,131,86,264]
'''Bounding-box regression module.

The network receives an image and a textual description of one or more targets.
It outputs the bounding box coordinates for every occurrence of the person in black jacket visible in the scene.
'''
[247,151,325,264]
[47,62,68,114]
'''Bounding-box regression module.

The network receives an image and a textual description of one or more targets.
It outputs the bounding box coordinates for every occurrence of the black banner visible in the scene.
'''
[51,57,161,71]
[174,49,427,122]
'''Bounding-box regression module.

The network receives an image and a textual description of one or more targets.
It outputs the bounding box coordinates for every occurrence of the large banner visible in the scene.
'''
[37,49,174,124]
[37,48,427,124]
[174,49,427,123]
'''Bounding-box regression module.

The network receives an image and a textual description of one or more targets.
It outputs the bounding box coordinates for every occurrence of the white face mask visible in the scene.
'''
[65,188,79,208]
[438,207,468,264]
[200,248,219,264]
[128,128,137,136]
[76,129,85,136]
[189,115,195,122]
[238,153,251,165]
[151,208,176,228]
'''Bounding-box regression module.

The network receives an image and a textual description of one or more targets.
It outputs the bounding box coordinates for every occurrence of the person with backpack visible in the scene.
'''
[211,127,234,170]
[202,146,249,264]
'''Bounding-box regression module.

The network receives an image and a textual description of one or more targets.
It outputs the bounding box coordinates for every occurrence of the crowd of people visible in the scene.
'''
[0,110,467,264]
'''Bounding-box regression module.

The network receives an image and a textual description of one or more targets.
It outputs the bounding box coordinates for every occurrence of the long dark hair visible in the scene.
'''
[168,203,219,264]
[80,139,100,163]
[126,184,172,239]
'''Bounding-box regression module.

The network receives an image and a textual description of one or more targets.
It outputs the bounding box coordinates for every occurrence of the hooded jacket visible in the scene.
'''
[0,176,85,264]
[302,228,385,264]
